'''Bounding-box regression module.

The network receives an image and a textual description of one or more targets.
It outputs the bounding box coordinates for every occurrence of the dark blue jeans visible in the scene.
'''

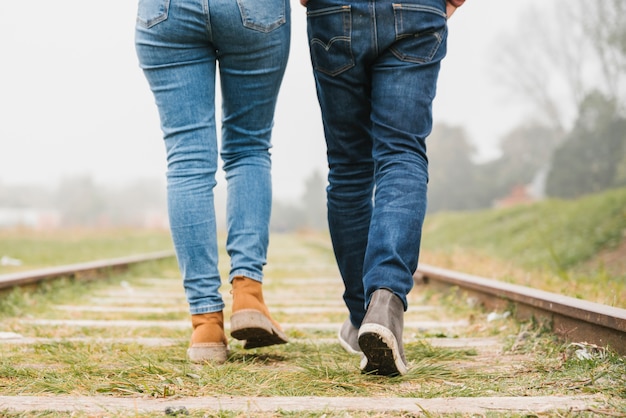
[306,0,447,327]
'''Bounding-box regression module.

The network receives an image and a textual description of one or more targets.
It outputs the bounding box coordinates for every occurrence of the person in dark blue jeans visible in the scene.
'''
[302,0,466,375]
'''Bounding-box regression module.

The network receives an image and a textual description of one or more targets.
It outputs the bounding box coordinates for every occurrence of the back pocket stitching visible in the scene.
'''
[137,0,171,29]
[307,5,354,76]
[237,0,287,33]
[391,3,446,63]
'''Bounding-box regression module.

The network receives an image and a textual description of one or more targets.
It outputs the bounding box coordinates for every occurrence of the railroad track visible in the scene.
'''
[1,236,624,416]
[3,249,624,356]
[414,264,626,357]
[0,250,175,292]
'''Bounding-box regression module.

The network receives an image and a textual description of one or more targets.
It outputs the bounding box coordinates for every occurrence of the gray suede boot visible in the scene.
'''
[338,319,362,355]
[357,289,408,376]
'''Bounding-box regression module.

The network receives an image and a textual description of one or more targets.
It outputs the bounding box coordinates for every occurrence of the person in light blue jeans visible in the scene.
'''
[302,0,466,375]
[135,0,291,364]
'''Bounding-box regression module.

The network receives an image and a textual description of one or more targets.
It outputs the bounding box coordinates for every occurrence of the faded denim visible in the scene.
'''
[135,0,290,314]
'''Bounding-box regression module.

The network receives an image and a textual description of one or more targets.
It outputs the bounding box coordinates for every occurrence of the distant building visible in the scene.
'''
[493,185,536,209]
[0,208,61,229]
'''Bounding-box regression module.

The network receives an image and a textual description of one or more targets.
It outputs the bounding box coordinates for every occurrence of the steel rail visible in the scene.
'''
[415,263,626,356]
[2,253,623,355]
[0,250,175,291]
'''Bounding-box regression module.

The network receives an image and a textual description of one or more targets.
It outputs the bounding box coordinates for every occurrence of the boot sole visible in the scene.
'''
[187,343,229,364]
[358,323,408,376]
[230,309,288,349]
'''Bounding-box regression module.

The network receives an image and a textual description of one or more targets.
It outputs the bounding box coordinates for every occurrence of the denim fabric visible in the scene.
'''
[135,0,290,314]
[306,0,447,327]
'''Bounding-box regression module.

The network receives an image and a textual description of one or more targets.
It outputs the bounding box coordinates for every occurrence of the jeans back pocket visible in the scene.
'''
[307,5,354,77]
[237,0,287,33]
[391,3,446,64]
[137,0,171,29]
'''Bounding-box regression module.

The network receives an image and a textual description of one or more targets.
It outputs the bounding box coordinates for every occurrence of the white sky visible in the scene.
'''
[0,0,540,201]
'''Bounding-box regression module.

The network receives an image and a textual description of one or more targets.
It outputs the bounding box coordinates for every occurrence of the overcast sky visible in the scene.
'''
[0,0,541,201]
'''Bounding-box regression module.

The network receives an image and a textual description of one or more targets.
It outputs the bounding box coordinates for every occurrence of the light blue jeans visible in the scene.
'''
[306,0,447,327]
[135,0,291,314]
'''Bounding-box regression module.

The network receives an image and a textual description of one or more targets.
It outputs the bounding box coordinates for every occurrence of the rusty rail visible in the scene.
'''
[2,253,624,356]
[0,251,175,291]
[415,263,626,356]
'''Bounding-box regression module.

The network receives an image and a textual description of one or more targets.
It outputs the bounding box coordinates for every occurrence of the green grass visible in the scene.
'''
[1,191,626,417]
[423,187,626,270]
[2,329,621,399]
[421,186,626,306]
[1,242,624,410]
[0,228,174,274]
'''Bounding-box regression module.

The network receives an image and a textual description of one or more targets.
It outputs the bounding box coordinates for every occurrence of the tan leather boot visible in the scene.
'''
[187,311,229,364]
[230,276,288,349]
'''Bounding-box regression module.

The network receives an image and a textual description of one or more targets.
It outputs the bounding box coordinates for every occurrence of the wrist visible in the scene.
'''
[447,0,465,7]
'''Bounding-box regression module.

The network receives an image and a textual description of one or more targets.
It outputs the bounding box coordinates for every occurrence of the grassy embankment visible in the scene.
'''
[420,186,626,308]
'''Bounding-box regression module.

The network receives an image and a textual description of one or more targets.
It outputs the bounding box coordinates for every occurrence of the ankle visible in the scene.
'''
[190,311,227,345]
[231,276,267,313]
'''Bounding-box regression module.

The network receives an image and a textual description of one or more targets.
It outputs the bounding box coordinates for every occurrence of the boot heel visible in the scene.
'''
[230,309,288,349]
[231,309,273,336]
[230,276,289,349]
[187,343,228,364]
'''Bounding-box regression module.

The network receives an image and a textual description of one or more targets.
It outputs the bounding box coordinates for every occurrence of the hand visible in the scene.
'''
[446,3,457,18]
[446,0,465,18]
[300,0,307,6]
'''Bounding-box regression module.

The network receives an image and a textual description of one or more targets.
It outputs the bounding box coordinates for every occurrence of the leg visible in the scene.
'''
[211,0,291,348]
[363,0,448,308]
[358,0,448,376]
[135,0,227,362]
[306,0,374,329]
[213,0,290,286]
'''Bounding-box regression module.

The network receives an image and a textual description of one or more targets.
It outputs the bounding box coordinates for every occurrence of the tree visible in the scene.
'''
[546,91,626,198]
[494,0,626,131]
[493,6,584,131]
[54,175,106,226]
[478,123,564,201]
[300,169,328,231]
[427,124,481,212]
[494,1,626,199]
[270,170,328,232]
[270,199,305,232]
[103,178,167,226]
[579,0,626,102]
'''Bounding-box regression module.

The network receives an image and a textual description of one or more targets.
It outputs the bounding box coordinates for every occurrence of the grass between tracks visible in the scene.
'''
[1,233,625,417]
